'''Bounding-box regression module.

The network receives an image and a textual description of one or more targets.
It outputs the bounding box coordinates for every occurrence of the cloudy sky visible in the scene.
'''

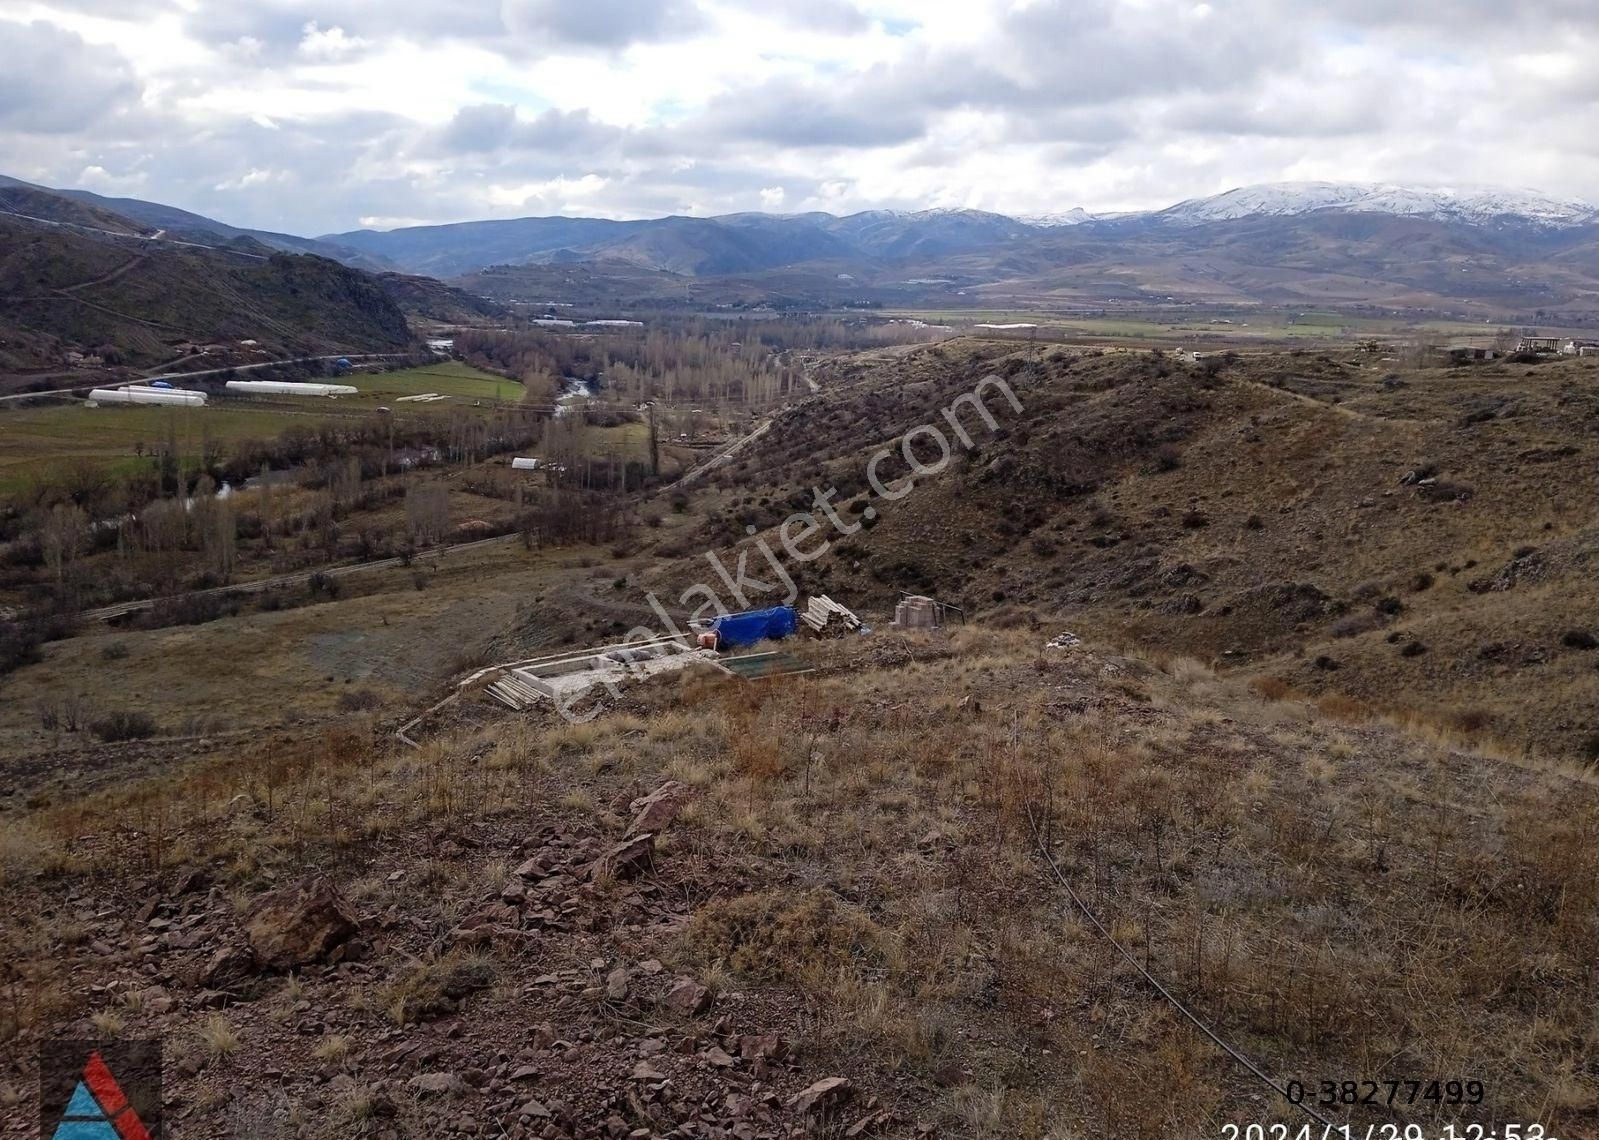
[1,0,1597,235]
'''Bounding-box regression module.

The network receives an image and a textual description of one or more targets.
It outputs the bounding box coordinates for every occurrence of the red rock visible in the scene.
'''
[661,978,711,1017]
[244,876,359,970]
[587,833,656,881]
[627,781,690,835]
[790,1077,853,1115]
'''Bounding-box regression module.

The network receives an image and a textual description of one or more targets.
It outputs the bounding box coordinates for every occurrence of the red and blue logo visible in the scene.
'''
[41,1043,160,1140]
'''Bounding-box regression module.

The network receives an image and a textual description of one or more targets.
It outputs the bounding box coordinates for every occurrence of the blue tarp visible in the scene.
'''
[709,605,797,649]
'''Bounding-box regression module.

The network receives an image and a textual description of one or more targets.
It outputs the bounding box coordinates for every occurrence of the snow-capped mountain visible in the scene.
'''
[1152,181,1599,229]
[1021,207,1095,227]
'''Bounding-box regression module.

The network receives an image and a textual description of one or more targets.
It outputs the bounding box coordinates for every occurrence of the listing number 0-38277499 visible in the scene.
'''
[1288,1080,1485,1109]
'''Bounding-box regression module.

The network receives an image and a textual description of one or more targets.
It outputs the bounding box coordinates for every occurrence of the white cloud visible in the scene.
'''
[297,21,368,60]
[0,0,1596,234]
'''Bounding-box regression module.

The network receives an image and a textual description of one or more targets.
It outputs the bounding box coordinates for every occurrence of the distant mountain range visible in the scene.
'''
[311,181,1599,280]
[4,174,1599,335]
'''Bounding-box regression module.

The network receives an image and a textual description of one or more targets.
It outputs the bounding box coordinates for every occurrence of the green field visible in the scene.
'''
[0,401,318,493]
[354,361,522,400]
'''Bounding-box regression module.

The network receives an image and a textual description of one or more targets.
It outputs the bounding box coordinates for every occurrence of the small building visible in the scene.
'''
[1517,337,1563,354]
[1562,339,1599,356]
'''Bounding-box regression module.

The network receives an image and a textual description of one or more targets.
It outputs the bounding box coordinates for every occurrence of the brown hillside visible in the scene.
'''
[640,341,1599,760]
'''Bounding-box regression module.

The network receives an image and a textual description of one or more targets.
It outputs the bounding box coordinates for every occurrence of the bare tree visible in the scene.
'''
[405,482,452,545]
[40,503,89,591]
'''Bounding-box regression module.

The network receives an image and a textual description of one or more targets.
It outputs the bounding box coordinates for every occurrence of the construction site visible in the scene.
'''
[397,592,959,746]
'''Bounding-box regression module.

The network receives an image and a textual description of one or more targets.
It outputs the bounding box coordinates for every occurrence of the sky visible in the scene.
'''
[1,0,1597,236]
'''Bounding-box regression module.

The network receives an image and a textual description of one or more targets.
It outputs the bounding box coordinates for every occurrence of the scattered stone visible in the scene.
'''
[627,781,690,835]
[790,1077,853,1115]
[244,876,360,970]
[702,1045,735,1068]
[516,1098,552,1119]
[605,967,630,1002]
[588,834,656,882]
[661,978,711,1017]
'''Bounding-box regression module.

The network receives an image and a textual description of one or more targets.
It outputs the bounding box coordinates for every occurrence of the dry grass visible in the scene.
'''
[197,1013,240,1060]
[3,624,1596,1132]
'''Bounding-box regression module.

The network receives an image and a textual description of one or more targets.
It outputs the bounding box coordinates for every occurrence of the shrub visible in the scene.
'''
[1399,640,1428,658]
[688,889,887,983]
[1251,677,1291,701]
[90,710,159,742]
[1562,629,1598,651]
[337,689,381,712]
[140,592,241,628]
[379,953,495,1024]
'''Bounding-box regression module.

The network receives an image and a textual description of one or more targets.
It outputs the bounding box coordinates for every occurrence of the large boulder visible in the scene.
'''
[244,876,359,970]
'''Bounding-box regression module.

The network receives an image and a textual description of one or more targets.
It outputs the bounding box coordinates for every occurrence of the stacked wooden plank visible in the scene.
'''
[486,672,546,711]
[801,594,862,635]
